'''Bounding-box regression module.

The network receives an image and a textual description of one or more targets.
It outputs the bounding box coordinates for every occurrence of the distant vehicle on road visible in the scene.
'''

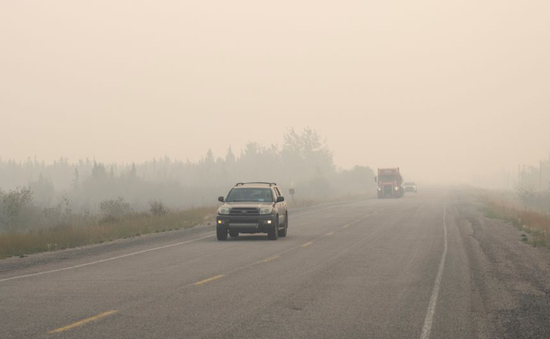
[216,182,288,240]
[403,182,418,193]
[375,168,404,198]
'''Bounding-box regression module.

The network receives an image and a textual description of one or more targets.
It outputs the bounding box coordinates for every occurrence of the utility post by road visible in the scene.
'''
[540,161,543,189]
[289,188,296,204]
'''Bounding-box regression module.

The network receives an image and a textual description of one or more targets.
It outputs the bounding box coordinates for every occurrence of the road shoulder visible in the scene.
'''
[455,191,550,338]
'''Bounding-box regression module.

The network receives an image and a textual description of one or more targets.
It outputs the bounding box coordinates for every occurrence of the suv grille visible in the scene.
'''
[230,207,259,216]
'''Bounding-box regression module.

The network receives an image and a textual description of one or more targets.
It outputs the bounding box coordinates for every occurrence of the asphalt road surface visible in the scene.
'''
[2,188,550,339]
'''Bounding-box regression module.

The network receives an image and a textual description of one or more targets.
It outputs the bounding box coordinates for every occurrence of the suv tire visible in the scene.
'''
[268,217,279,240]
[278,213,288,237]
[229,231,239,238]
[217,228,228,241]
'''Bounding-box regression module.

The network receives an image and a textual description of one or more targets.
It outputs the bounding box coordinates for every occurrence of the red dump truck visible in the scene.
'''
[375,168,404,198]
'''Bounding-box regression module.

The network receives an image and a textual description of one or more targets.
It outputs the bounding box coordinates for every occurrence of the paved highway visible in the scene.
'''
[2,188,550,338]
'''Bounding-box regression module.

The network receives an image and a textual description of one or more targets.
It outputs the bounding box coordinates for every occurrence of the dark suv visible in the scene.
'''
[216,182,288,240]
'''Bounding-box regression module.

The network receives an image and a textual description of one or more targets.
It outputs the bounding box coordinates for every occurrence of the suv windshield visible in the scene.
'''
[226,188,273,202]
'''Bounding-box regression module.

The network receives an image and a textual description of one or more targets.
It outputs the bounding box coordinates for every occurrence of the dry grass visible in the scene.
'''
[0,206,216,259]
[482,195,550,248]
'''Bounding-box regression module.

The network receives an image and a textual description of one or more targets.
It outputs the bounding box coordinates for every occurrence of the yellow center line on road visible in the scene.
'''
[341,216,368,230]
[194,274,224,286]
[48,310,118,334]
[38,215,373,335]
[262,255,279,263]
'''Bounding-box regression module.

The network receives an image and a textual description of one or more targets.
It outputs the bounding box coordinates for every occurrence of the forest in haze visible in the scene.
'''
[0,129,375,234]
[2,126,549,237]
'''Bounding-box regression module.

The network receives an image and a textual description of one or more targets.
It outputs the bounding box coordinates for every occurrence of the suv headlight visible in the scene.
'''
[394,187,399,190]
[259,206,273,215]
[218,206,230,215]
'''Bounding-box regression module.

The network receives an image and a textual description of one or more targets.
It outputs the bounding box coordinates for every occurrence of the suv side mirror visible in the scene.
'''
[218,196,225,202]
[276,196,285,202]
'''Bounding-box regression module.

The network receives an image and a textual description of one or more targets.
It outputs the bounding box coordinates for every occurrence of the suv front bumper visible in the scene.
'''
[216,215,277,234]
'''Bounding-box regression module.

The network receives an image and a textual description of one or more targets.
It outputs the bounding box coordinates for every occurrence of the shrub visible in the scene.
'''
[516,186,550,213]
[0,187,36,233]
[149,200,168,216]
[99,197,132,223]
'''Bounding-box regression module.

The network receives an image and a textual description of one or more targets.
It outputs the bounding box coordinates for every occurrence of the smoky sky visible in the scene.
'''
[1,0,549,184]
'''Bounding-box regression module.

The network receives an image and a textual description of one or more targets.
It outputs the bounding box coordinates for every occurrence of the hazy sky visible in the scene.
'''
[2,1,549,183]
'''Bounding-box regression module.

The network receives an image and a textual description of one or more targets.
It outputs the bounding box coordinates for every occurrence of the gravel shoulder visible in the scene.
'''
[454,190,550,338]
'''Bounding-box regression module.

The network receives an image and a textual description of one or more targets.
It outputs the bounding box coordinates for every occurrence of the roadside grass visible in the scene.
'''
[0,192,370,259]
[0,207,216,259]
[482,196,550,249]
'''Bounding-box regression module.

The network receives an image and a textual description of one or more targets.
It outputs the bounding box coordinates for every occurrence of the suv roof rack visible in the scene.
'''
[235,182,277,186]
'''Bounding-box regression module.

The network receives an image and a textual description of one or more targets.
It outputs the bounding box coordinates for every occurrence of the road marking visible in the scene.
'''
[194,274,224,286]
[420,199,448,339]
[326,232,334,236]
[175,214,373,290]
[341,216,367,230]
[48,310,118,334]
[262,255,279,263]
[0,234,215,283]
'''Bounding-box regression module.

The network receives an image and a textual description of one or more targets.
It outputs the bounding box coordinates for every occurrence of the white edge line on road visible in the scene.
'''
[0,234,215,283]
[420,198,448,339]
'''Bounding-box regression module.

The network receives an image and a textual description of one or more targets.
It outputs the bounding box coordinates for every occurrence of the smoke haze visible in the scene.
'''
[2,1,549,184]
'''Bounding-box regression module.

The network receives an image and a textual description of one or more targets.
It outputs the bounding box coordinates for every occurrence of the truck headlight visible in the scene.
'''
[218,206,230,215]
[395,187,399,190]
[259,207,273,215]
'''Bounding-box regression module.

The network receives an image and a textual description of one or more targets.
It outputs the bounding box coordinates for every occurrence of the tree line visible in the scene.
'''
[0,129,376,225]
